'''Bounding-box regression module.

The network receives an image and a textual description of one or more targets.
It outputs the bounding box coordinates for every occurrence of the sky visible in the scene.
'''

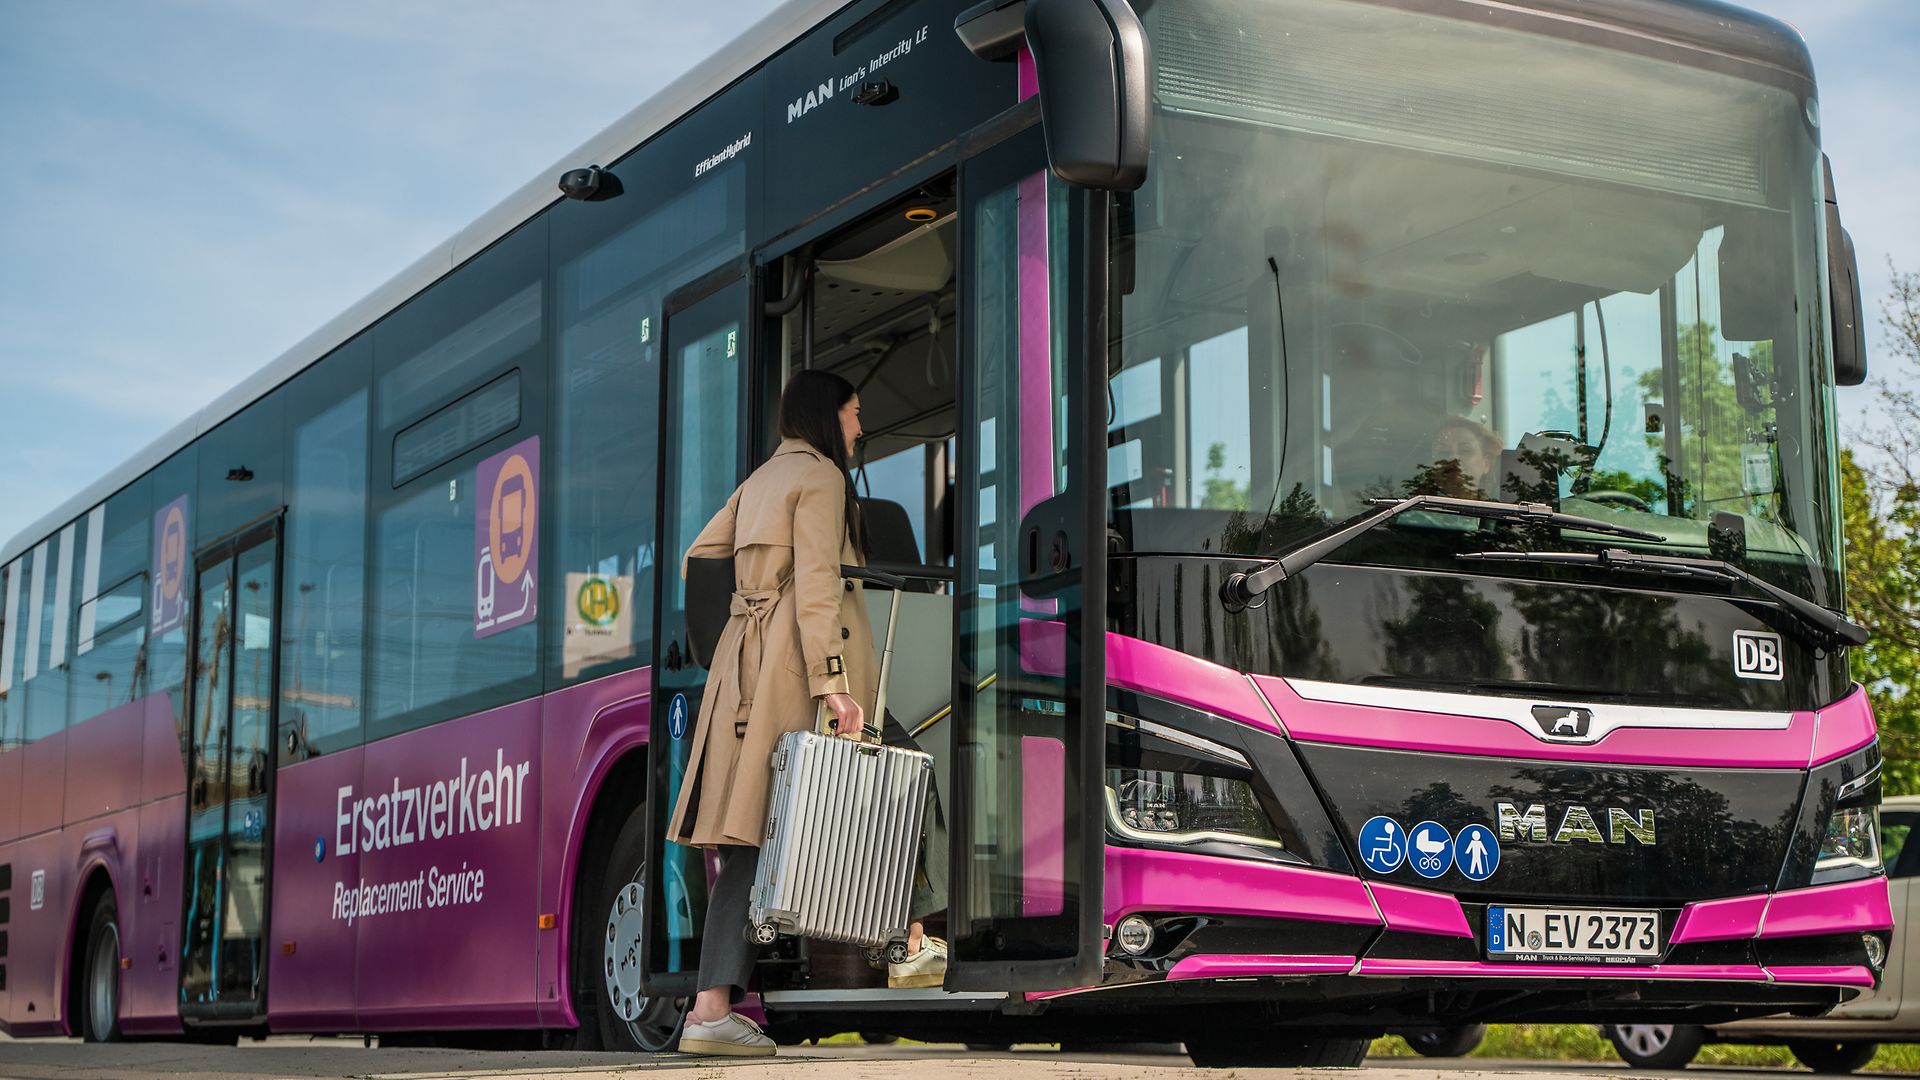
[2,0,1917,548]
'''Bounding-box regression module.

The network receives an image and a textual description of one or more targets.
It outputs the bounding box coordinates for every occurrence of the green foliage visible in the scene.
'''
[1369,1025,1920,1072]
[1845,265,1920,796]
[1634,323,1775,518]
[1199,441,1249,511]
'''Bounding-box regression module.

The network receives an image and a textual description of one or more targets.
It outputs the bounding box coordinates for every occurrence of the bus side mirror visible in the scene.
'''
[956,0,1152,192]
[1824,155,1868,387]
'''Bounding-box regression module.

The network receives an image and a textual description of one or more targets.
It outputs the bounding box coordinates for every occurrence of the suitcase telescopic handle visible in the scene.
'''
[815,565,905,743]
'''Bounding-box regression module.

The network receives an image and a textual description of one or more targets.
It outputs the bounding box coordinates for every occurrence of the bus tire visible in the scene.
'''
[1404,1024,1487,1058]
[81,891,124,1043]
[584,801,686,1053]
[1606,1023,1705,1068]
[1186,1035,1369,1067]
[1787,1039,1878,1074]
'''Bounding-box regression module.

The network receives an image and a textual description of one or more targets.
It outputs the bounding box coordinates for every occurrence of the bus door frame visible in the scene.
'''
[179,513,284,1025]
[639,260,757,998]
[945,117,1109,992]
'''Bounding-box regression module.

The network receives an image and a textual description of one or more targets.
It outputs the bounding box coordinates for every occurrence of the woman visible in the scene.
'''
[668,369,944,1057]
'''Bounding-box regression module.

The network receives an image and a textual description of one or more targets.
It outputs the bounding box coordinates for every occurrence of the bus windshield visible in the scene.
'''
[1109,0,1840,605]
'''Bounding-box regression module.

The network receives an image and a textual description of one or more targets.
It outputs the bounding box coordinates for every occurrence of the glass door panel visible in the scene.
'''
[948,127,1106,991]
[181,526,279,1015]
[641,275,747,992]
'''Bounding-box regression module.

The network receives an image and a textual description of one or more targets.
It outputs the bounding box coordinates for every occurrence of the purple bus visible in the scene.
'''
[0,0,1889,1067]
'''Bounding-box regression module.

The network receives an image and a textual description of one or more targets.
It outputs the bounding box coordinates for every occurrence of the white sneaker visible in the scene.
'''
[679,1011,776,1057]
[888,936,948,989]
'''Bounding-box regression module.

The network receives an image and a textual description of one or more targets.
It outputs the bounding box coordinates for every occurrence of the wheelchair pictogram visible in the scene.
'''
[1358,815,1406,874]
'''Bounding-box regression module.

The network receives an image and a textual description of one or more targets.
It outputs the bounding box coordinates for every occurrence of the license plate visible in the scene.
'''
[1486,905,1660,962]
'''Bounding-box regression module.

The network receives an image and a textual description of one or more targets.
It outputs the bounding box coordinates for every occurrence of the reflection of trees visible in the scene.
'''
[1380,577,1509,683]
[1503,580,1737,702]
[1486,764,1787,895]
[1636,322,1775,519]
[1199,441,1250,511]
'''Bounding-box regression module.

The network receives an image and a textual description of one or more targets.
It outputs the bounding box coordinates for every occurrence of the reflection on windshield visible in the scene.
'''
[1109,0,1837,602]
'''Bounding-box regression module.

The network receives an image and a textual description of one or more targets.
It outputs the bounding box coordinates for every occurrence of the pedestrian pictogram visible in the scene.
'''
[1455,823,1500,881]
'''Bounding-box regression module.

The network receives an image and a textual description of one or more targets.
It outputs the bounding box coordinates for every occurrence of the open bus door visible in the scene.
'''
[946,125,1107,992]
[180,520,281,1022]
[638,268,751,999]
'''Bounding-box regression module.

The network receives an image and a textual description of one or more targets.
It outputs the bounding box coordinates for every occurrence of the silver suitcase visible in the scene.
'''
[748,568,931,957]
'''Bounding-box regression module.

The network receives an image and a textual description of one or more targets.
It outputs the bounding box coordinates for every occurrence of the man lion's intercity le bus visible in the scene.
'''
[0,0,1890,1066]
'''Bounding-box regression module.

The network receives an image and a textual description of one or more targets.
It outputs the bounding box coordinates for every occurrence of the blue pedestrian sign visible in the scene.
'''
[1454,824,1500,881]
[1408,820,1455,879]
[668,693,690,740]
[1358,815,1406,874]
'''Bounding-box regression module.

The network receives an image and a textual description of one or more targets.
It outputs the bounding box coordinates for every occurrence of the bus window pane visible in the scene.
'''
[26,535,71,739]
[549,169,745,686]
[0,560,17,748]
[367,450,539,734]
[283,385,369,755]
[72,575,146,725]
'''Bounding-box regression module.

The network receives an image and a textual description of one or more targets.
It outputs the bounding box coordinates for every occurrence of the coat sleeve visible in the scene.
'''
[680,486,740,579]
[791,463,852,699]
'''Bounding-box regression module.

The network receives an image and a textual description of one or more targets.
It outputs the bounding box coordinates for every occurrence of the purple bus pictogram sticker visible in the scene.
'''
[150,493,190,637]
[474,436,539,639]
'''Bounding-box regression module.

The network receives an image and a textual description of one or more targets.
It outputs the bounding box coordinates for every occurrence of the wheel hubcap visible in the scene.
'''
[1619,1024,1672,1058]
[602,871,684,1051]
[89,922,119,1040]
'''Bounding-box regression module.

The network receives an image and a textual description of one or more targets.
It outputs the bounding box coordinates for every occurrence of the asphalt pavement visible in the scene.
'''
[1,1036,1915,1080]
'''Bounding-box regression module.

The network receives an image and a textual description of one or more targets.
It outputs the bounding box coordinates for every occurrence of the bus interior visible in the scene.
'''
[763,180,963,991]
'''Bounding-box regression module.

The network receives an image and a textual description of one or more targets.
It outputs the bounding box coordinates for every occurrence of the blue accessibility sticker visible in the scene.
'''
[1358,815,1406,874]
[668,693,690,740]
[1454,824,1500,882]
[1408,820,1456,879]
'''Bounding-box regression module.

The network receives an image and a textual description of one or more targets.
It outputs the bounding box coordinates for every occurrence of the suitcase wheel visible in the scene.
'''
[751,922,780,946]
[884,940,912,966]
[863,946,886,970]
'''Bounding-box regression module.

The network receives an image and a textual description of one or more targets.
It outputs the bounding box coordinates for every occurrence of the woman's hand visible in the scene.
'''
[822,693,866,739]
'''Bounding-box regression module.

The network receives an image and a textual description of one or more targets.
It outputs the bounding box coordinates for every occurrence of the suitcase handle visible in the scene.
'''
[841,564,908,590]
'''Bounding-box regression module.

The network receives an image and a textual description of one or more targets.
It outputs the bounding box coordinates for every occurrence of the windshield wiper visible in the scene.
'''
[1457,547,1869,649]
[1220,494,1665,611]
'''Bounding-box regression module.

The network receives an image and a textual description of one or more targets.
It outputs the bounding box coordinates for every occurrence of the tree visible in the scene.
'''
[1846,265,1920,794]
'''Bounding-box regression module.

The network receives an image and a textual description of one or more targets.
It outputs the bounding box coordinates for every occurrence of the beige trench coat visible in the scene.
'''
[665,438,879,849]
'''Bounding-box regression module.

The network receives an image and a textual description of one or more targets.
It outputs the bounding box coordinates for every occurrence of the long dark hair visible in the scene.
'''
[777,369,863,552]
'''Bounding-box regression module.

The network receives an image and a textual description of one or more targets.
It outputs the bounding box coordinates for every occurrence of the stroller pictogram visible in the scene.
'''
[1414,826,1449,872]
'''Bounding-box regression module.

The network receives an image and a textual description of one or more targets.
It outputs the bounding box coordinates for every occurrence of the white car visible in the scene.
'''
[1605,795,1918,1074]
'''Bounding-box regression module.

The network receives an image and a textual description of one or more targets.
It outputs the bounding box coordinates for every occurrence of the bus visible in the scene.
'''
[0,0,1888,1067]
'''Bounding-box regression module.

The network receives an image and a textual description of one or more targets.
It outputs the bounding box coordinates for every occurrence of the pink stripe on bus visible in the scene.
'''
[1367,882,1472,938]
[1018,45,1038,100]
[1810,685,1877,766]
[1107,633,1283,735]
[1355,958,1769,981]
[1767,965,1877,987]
[1105,846,1379,926]
[1168,954,1356,980]
[1022,735,1066,917]
[1016,168,1052,520]
[1255,674,1820,769]
[1762,877,1893,938]
[1668,893,1769,944]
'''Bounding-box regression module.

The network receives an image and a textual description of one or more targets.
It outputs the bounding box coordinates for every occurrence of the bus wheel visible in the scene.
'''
[589,804,686,1053]
[1186,1035,1369,1067]
[82,891,124,1043]
[1788,1039,1879,1074]
[1605,1023,1705,1068]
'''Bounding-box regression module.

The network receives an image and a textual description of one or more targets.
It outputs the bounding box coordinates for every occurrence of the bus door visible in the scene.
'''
[639,269,751,996]
[180,521,280,1019]
[947,126,1107,991]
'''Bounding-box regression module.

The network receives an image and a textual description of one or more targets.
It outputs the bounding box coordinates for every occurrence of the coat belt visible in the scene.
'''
[723,586,784,735]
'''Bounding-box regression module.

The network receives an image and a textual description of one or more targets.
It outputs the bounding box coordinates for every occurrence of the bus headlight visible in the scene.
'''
[1815,805,1881,877]
[1104,768,1284,851]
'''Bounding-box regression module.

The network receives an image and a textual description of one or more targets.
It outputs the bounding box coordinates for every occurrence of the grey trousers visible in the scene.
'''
[697,845,760,1002]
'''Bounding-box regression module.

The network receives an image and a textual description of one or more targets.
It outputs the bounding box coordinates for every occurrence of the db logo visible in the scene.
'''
[1733,630,1784,681]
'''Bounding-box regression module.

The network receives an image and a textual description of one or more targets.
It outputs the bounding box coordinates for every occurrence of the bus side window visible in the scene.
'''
[282,346,371,758]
